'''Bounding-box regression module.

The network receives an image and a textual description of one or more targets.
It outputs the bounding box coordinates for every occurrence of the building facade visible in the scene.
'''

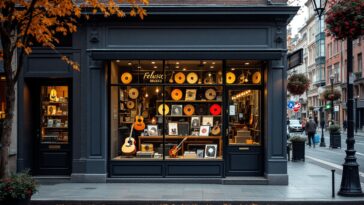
[15,1,297,184]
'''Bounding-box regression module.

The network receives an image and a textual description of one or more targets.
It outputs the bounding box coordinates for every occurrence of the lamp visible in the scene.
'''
[330,73,335,122]
[311,0,328,20]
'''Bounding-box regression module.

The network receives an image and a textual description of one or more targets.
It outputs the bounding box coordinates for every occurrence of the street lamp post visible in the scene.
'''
[330,74,335,122]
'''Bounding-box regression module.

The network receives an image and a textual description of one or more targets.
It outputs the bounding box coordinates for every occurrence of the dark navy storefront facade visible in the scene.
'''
[16,5,297,184]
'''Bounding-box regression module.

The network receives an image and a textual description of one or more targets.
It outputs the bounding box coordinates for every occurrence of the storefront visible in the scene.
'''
[16,4,297,184]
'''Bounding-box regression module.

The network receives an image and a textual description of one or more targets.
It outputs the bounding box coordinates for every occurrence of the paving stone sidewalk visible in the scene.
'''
[30,160,364,204]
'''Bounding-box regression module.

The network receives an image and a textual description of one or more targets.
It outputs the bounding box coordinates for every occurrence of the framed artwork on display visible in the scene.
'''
[47,105,57,115]
[205,144,217,158]
[202,116,213,127]
[168,122,178,136]
[171,105,183,116]
[147,125,158,136]
[191,116,201,129]
[185,89,197,101]
[197,149,204,158]
[177,122,189,136]
[199,125,210,136]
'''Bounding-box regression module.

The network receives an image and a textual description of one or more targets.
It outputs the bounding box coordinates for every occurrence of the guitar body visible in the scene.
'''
[134,116,145,131]
[168,145,179,158]
[121,137,136,154]
[211,125,221,135]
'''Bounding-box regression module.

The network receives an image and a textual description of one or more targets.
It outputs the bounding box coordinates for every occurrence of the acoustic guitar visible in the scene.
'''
[134,104,145,131]
[168,137,188,158]
[211,121,221,136]
[121,124,136,155]
[169,71,175,83]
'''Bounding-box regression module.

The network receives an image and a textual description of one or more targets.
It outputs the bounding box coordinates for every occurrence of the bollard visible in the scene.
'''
[331,169,335,198]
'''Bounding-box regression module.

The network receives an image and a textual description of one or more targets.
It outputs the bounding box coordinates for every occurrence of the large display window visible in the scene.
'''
[110,60,263,161]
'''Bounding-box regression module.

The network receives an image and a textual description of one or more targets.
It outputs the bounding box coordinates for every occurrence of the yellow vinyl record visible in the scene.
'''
[252,71,262,84]
[158,104,170,115]
[121,72,133,84]
[186,72,199,84]
[126,101,135,109]
[128,88,139,99]
[174,72,186,84]
[226,72,236,84]
[171,89,183,101]
[205,88,217,100]
[183,104,195,116]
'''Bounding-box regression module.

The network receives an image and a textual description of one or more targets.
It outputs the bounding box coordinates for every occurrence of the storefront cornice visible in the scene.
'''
[84,6,299,22]
[87,48,286,61]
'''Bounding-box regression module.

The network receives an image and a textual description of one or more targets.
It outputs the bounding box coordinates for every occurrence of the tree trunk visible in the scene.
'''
[0,38,16,178]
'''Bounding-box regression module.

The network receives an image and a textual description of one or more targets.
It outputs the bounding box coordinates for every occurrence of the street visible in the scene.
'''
[303,130,364,181]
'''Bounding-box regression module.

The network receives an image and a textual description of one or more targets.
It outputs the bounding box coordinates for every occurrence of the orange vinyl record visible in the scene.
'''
[174,72,186,84]
[183,104,195,116]
[252,71,262,84]
[126,101,135,109]
[226,72,236,84]
[128,88,139,99]
[186,72,199,84]
[171,89,183,101]
[121,72,133,84]
[210,104,222,116]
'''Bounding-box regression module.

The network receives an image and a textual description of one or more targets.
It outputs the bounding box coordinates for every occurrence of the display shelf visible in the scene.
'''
[112,156,223,160]
[43,115,68,117]
[156,100,222,103]
[43,127,68,129]
[156,115,221,117]
[42,101,68,104]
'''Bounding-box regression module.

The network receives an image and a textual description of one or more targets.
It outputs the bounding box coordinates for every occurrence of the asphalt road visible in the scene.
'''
[304,130,364,174]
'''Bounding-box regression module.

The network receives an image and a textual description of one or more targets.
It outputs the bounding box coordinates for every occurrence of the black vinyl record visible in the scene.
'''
[196,104,207,115]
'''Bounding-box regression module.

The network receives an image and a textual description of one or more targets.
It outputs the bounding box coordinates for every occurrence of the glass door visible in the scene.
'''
[35,84,71,175]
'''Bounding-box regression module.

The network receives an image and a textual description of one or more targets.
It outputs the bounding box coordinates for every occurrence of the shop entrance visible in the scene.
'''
[31,81,72,175]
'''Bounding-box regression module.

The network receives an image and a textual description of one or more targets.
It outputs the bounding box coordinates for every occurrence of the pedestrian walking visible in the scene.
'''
[305,116,317,148]
[343,120,347,132]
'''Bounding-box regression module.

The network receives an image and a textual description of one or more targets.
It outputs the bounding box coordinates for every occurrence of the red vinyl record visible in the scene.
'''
[210,104,221,116]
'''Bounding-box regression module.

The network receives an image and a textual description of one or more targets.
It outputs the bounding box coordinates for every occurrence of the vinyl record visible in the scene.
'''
[210,104,222,116]
[196,104,207,115]
[171,89,183,101]
[121,72,133,84]
[183,104,195,116]
[186,72,199,84]
[128,88,139,99]
[174,72,186,84]
[126,101,135,109]
[252,71,262,84]
[205,88,217,100]
[226,72,236,84]
[158,104,170,115]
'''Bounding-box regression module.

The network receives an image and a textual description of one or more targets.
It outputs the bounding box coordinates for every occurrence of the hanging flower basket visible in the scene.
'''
[325,0,364,40]
[322,89,341,101]
[287,74,310,96]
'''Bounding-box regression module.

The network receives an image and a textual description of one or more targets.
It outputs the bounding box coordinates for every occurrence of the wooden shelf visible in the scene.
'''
[139,135,222,140]
[42,101,68,104]
[156,100,222,103]
[156,115,221,117]
[43,127,68,129]
[43,115,68,117]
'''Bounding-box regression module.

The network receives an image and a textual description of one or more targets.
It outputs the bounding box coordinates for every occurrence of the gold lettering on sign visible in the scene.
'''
[48,145,61,150]
[143,71,165,83]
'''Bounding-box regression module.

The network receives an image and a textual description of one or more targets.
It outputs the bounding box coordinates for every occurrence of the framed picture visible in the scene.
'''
[168,122,178,136]
[47,105,57,115]
[191,116,201,128]
[199,125,210,136]
[202,116,213,127]
[191,130,199,136]
[205,144,217,158]
[197,149,204,158]
[185,89,197,101]
[47,119,54,127]
[147,125,158,136]
[177,122,189,136]
[171,105,183,116]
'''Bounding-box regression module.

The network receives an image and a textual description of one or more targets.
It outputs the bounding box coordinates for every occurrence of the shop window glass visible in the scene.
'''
[225,60,263,85]
[40,86,69,144]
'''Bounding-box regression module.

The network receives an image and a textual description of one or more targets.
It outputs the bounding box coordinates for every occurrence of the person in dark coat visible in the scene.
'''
[305,116,317,148]
[343,120,347,132]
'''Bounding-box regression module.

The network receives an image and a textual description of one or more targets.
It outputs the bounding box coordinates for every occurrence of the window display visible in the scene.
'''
[40,86,69,144]
[110,60,263,161]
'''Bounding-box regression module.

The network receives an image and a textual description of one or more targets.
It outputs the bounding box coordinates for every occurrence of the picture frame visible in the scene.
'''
[202,116,213,127]
[171,105,183,116]
[47,119,54,127]
[185,89,197,101]
[191,116,201,129]
[197,149,204,158]
[168,122,178,136]
[176,122,189,136]
[199,125,210,136]
[204,144,217,158]
[191,130,199,136]
[147,125,158,136]
[47,105,57,115]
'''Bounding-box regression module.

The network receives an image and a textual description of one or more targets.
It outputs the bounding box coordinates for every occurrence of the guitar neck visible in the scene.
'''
[176,137,188,149]
[129,124,134,139]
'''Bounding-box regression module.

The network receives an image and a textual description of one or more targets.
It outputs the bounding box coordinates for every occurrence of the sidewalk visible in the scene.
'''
[31,161,364,205]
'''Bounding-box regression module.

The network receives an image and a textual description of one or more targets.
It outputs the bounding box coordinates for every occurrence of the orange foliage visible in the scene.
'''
[0,0,148,71]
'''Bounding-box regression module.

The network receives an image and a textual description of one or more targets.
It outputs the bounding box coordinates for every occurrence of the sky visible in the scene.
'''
[288,0,308,36]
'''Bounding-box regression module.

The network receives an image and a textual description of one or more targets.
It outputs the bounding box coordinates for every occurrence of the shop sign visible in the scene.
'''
[288,101,295,109]
[143,71,165,83]
[294,102,301,109]
[293,107,300,112]
[287,48,303,70]
[334,105,339,112]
